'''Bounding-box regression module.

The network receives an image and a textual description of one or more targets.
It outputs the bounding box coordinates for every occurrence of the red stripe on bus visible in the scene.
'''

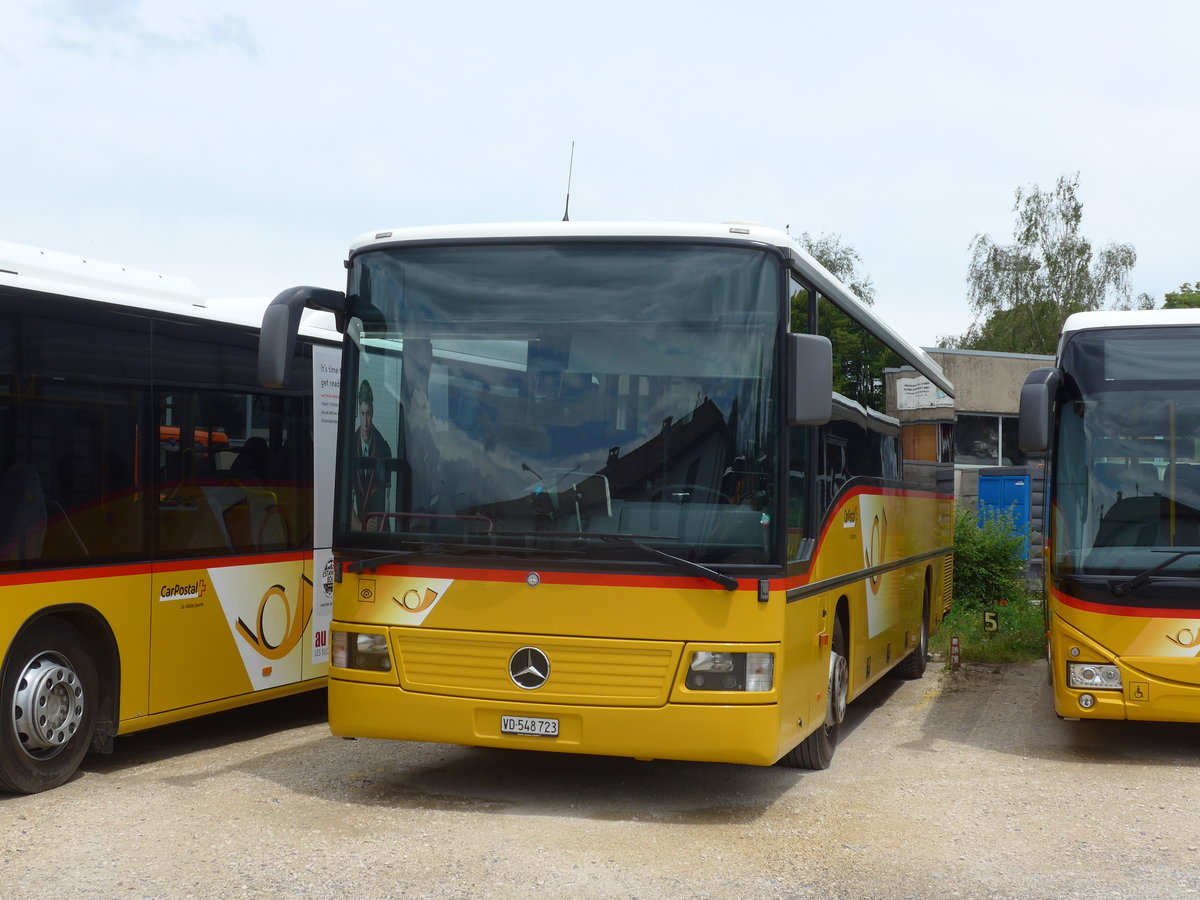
[347,562,745,591]
[0,550,314,587]
[1053,587,1200,619]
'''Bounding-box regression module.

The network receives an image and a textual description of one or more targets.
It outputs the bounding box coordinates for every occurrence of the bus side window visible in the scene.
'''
[0,463,45,562]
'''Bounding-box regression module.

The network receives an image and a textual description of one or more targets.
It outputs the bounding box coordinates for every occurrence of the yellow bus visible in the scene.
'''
[1020,309,1200,721]
[0,240,339,793]
[260,222,955,768]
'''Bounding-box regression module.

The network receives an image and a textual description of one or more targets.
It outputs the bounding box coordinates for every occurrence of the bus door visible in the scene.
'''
[148,388,311,712]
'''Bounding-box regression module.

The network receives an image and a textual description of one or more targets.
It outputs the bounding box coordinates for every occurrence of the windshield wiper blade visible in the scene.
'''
[346,549,419,573]
[344,533,739,591]
[346,536,586,572]
[1109,549,1200,597]
[597,534,738,591]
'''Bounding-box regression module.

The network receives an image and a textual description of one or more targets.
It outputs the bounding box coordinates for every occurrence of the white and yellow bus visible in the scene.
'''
[0,240,339,793]
[260,222,954,768]
[1020,308,1200,721]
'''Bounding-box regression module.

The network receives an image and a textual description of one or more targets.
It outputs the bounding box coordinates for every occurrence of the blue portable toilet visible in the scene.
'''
[978,467,1031,559]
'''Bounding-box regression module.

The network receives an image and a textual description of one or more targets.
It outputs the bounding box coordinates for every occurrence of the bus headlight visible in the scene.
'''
[690,651,734,672]
[1067,662,1121,690]
[687,651,774,692]
[331,629,392,672]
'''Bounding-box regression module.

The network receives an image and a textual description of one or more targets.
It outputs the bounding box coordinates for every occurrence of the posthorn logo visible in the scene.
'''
[508,646,550,690]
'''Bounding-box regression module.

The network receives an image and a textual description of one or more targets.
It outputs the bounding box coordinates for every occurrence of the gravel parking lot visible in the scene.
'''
[2,661,1199,899]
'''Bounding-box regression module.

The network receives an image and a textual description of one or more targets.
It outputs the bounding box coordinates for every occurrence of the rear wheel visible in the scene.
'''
[782,615,847,770]
[894,588,930,680]
[0,620,98,794]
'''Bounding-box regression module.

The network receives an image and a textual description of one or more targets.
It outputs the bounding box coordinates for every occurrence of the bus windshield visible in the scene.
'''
[337,241,782,565]
[1054,326,1200,579]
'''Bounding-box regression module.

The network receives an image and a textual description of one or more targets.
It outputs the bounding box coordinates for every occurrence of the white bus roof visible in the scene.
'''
[348,221,953,397]
[1059,309,1200,361]
[0,239,338,341]
[0,239,206,310]
[1062,308,1200,336]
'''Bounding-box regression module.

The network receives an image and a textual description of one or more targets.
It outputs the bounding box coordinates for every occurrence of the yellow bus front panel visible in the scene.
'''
[1049,589,1200,722]
[328,489,951,766]
[329,567,826,764]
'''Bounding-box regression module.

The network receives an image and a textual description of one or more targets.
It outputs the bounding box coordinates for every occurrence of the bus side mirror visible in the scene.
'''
[787,333,833,426]
[1018,366,1060,453]
[259,287,347,388]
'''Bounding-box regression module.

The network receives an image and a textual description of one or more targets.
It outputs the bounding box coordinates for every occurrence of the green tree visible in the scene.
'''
[791,233,897,410]
[945,173,1150,354]
[795,232,877,307]
[1164,283,1200,309]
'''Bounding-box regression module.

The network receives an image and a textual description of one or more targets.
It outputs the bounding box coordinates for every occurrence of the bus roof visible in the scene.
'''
[0,239,338,341]
[0,239,206,310]
[1062,308,1200,338]
[348,221,953,397]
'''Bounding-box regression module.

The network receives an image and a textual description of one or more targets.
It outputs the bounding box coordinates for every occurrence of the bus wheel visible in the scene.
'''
[782,616,847,770]
[894,589,930,680]
[0,620,98,794]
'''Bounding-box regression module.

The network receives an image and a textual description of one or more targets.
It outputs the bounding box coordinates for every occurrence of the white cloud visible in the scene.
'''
[34,0,256,57]
[3,0,1199,347]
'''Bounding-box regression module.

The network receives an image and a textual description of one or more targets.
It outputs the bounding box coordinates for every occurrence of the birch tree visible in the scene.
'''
[951,173,1148,354]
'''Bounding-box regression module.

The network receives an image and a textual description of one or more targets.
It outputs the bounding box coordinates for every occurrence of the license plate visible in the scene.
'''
[501,715,559,737]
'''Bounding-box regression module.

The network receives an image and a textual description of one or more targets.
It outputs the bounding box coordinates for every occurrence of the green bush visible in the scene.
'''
[951,502,1028,610]
[930,503,1046,665]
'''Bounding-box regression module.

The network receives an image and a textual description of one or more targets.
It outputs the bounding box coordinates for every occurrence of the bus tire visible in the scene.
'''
[894,587,930,680]
[0,619,98,794]
[782,615,847,770]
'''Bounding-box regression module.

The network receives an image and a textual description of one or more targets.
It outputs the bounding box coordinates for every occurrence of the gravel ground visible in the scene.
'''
[2,661,1199,899]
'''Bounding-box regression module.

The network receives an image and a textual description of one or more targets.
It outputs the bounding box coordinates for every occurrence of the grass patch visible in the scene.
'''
[931,592,1046,665]
[930,502,1047,666]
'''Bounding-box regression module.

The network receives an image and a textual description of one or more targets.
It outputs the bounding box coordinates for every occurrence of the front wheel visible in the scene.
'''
[781,615,847,770]
[0,620,98,794]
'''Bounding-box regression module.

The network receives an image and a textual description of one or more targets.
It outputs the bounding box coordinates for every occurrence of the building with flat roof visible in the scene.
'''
[887,347,1053,586]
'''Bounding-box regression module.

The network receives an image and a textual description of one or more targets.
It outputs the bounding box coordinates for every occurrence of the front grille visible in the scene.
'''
[394,628,680,706]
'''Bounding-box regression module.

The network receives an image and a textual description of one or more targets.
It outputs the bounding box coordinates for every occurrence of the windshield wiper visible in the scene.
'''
[1109,549,1200,597]
[595,534,739,591]
[345,536,585,573]
[343,532,739,591]
[345,549,419,573]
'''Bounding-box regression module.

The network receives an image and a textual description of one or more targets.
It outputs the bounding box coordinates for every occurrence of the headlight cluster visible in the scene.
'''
[687,651,773,692]
[1067,662,1121,690]
[332,630,392,672]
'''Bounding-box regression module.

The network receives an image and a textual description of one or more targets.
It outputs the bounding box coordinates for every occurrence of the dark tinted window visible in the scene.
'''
[818,406,901,516]
[0,289,315,570]
[0,295,150,569]
[154,323,312,558]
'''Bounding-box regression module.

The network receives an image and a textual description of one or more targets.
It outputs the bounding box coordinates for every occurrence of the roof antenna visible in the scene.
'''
[562,141,575,222]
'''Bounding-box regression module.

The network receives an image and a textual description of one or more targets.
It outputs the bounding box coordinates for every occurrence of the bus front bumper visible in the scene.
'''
[328,677,790,766]
[1051,616,1200,722]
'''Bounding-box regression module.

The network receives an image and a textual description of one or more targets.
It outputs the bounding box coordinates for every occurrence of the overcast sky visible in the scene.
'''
[4,1,1197,349]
